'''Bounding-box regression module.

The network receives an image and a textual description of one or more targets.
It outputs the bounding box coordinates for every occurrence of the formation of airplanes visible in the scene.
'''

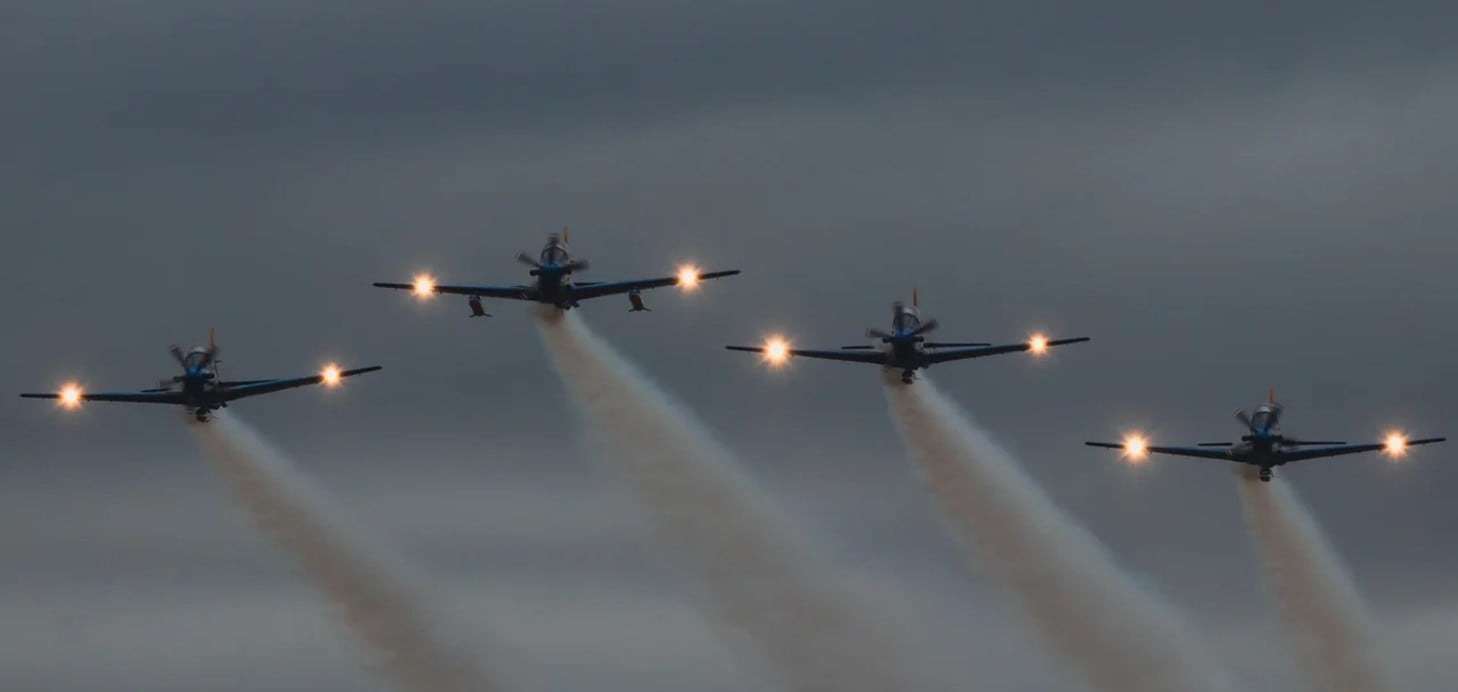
[20,229,1446,481]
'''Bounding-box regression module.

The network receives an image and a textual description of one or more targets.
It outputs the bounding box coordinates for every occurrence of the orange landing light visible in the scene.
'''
[320,364,343,387]
[677,265,701,289]
[58,383,84,409]
[1384,432,1408,457]
[763,336,791,367]
[1123,434,1149,462]
[1029,334,1049,354]
[412,274,437,298]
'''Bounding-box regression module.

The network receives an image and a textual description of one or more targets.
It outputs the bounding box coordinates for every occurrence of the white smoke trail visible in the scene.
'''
[883,378,1236,692]
[192,413,510,692]
[535,310,939,692]
[1237,476,1392,692]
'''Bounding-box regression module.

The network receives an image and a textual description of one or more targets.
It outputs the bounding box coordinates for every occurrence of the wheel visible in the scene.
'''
[1259,469,1272,482]
[901,371,915,384]
[195,409,210,423]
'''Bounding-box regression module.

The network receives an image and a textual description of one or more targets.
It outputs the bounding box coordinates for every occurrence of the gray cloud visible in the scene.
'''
[4,2,1457,689]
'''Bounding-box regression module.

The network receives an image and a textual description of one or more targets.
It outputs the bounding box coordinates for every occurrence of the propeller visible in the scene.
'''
[1266,404,1284,428]
[866,328,894,341]
[1235,409,1253,430]
[907,319,939,337]
[565,259,590,273]
[170,345,187,367]
[516,252,543,269]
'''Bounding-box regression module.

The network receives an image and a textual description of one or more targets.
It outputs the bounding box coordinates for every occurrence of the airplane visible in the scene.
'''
[20,329,382,422]
[373,229,740,315]
[1085,389,1446,481]
[724,290,1090,384]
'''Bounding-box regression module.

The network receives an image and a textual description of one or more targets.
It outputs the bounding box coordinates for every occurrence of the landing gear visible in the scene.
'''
[1259,468,1272,483]
[901,370,916,385]
[195,408,211,423]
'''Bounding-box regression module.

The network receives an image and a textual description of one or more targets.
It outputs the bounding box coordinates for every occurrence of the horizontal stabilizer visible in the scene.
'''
[923,342,991,348]
[839,345,877,350]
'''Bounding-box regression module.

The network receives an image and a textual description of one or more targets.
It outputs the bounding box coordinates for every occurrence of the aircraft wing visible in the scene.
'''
[1085,441,1236,461]
[216,366,383,402]
[373,282,530,299]
[20,390,187,405]
[570,270,741,301]
[1281,437,1446,463]
[724,345,888,364]
[924,337,1091,364]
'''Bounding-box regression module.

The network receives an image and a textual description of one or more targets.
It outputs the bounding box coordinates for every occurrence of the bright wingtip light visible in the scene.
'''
[1384,432,1408,457]
[411,273,437,298]
[1028,333,1049,355]
[320,364,343,388]
[677,265,701,290]
[763,336,792,367]
[58,382,84,409]
[1123,434,1149,462]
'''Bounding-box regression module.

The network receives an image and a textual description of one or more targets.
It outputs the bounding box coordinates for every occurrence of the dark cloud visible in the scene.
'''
[4,3,1457,689]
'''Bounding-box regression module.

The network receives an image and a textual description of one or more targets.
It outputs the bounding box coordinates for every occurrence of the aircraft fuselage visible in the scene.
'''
[881,306,933,382]
[523,236,585,309]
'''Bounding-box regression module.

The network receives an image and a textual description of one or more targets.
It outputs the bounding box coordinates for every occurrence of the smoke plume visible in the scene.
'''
[536,310,938,692]
[883,377,1236,692]
[1237,476,1393,692]
[193,413,510,692]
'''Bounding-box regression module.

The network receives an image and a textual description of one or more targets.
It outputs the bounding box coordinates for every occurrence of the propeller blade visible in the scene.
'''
[197,344,219,369]
[1235,409,1253,430]
[169,345,186,367]
[909,318,940,336]
[866,328,893,341]
[566,259,590,273]
[516,252,543,269]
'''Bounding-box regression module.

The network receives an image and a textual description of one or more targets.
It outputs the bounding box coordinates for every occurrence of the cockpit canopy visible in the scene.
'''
[893,306,921,334]
[183,348,212,371]
[541,238,569,266]
[1249,408,1275,431]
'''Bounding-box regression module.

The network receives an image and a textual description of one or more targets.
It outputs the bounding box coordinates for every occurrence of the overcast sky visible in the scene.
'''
[4,3,1457,690]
